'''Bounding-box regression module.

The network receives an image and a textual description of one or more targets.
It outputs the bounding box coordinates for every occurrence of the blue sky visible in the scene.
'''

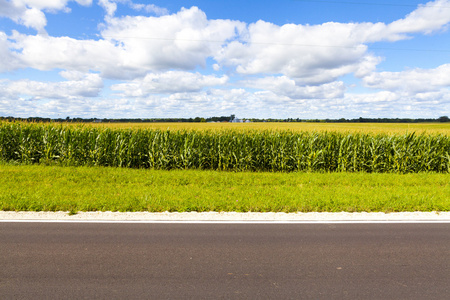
[1,0,449,119]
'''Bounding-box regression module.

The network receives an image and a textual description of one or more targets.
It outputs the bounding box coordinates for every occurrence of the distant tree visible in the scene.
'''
[438,116,449,122]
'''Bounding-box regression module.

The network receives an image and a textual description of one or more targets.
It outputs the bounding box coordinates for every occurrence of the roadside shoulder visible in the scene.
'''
[1,211,450,222]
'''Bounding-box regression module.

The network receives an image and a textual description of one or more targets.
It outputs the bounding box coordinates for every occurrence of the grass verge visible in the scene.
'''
[1,163,448,212]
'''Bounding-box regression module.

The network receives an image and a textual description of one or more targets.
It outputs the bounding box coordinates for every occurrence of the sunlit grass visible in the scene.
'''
[1,164,448,212]
[2,121,448,213]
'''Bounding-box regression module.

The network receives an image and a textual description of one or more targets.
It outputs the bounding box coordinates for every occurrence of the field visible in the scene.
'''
[1,122,449,172]
[1,121,449,213]
[88,121,450,134]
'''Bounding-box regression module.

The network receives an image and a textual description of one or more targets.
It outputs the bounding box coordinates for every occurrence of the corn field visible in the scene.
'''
[1,122,449,173]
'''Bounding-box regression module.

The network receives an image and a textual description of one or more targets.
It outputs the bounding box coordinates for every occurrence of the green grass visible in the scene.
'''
[1,164,448,212]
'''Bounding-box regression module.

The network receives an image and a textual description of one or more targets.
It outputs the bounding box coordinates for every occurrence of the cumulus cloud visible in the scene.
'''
[387,0,450,38]
[0,72,103,100]
[2,1,450,118]
[10,31,126,75]
[216,0,450,84]
[5,2,450,82]
[6,7,243,79]
[130,87,450,119]
[2,81,448,119]
[98,0,117,17]
[241,76,345,99]
[342,91,450,118]
[216,21,378,84]
[0,0,47,33]
[346,91,400,104]
[13,0,91,11]
[363,64,450,94]
[0,0,92,33]
[100,7,245,76]
[132,88,263,118]
[130,3,168,15]
[0,31,23,71]
[111,71,228,96]
[98,0,168,17]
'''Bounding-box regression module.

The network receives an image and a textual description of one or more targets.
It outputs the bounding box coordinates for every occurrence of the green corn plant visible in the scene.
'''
[1,122,449,173]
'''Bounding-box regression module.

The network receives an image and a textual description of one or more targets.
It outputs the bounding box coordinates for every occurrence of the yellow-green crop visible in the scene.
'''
[75,121,450,134]
[1,122,449,173]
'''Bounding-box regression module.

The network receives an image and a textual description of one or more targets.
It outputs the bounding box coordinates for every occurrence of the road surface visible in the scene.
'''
[1,222,449,299]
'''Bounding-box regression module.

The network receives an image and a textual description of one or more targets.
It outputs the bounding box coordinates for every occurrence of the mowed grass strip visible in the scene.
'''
[1,164,448,212]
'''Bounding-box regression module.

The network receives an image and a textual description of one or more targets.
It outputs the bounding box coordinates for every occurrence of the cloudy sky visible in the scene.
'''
[1,0,450,119]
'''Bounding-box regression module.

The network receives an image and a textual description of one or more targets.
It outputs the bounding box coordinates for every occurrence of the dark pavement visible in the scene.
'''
[1,223,449,299]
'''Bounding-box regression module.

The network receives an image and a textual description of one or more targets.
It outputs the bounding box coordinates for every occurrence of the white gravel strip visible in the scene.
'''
[1,211,450,222]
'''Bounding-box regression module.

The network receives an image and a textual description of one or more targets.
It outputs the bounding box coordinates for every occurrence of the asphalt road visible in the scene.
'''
[1,223,449,299]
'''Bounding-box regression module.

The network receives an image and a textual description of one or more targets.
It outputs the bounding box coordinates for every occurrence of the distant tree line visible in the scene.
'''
[0,115,449,123]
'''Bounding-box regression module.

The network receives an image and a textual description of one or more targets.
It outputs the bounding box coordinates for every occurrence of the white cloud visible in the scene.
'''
[132,3,168,15]
[216,0,450,84]
[387,0,450,38]
[98,0,168,17]
[100,7,244,76]
[6,3,450,82]
[124,86,450,119]
[346,91,400,104]
[241,76,345,99]
[342,91,450,118]
[363,64,450,94]
[0,32,23,71]
[5,7,243,79]
[98,0,117,17]
[0,0,47,33]
[133,88,262,118]
[10,31,124,74]
[0,0,92,32]
[215,20,385,84]
[14,0,91,11]
[111,71,228,96]
[2,81,448,119]
[0,72,103,100]
[21,7,47,31]
[2,2,450,119]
